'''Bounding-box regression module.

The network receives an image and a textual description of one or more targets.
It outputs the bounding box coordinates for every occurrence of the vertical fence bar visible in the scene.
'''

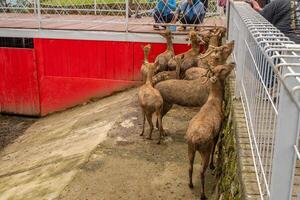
[34,0,37,15]
[270,69,299,199]
[36,0,41,29]
[229,1,300,199]
[125,0,129,32]
[94,0,97,15]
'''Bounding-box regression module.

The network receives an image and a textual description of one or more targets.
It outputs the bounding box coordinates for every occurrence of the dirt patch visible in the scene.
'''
[59,103,218,200]
[0,114,37,151]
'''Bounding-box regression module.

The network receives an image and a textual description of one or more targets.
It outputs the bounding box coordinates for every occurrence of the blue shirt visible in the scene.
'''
[153,0,177,16]
[177,0,206,22]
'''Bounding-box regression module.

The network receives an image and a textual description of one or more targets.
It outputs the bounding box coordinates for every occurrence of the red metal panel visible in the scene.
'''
[106,41,134,80]
[40,39,135,80]
[32,38,198,116]
[0,48,40,115]
[39,76,139,115]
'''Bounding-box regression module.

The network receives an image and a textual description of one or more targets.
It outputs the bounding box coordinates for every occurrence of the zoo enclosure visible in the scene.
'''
[228,1,300,200]
[0,0,222,31]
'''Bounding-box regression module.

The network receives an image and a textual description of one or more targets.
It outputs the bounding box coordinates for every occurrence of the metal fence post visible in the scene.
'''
[125,0,129,32]
[94,0,97,15]
[36,0,41,29]
[270,65,300,200]
[34,0,37,15]
[228,2,246,99]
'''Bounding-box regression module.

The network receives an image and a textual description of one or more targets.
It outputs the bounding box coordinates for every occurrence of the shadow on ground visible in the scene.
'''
[58,96,218,200]
[0,115,37,151]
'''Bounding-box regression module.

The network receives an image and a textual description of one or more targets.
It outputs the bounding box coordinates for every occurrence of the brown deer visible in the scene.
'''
[154,62,235,130]
[138,58,164,144]
[155,30,175,73]
[140,44,151,82]
[184,40,235,80]
[168,30,203,71]
[185,63,235,200]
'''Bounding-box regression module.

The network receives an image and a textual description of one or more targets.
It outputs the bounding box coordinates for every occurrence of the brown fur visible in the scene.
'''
[138,49,164,144]
[184,67,207,80]
[168,30,202,71]
[179,47,220,78]
[155,30,175,73]
[155,61,235,124]
[185,40,235,80]
[185,63,235,200]
[152,70,177,86]
[141,44,151,82]
[198,26,227,49]
[197,41,235,68]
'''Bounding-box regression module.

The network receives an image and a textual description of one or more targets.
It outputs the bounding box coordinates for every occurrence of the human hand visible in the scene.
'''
[250,0,262,12]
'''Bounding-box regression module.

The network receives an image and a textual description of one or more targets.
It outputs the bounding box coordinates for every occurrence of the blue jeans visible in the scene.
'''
[153,10,174,23]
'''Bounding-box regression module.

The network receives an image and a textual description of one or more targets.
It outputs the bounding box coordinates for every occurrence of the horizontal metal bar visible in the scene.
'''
[294,145,300,160]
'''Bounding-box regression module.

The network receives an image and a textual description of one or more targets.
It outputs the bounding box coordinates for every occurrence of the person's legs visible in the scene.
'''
[164,13,175,23]
[190,15,201,24]
[179,16,189,31]
[153,10,163,23]
[153,10,163,29]
[201,0,208,10]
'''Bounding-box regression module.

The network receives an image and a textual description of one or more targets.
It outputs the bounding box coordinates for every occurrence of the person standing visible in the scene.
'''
[172,0,206,31]
[152,0,176,29]
[250,0,300,43]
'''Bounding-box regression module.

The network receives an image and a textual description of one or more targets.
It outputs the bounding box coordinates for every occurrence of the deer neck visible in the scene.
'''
[143,49,150,64]
[191,40,200,53]
[166,38,174,52]
[145,64,154,86]
[208,80,224,102]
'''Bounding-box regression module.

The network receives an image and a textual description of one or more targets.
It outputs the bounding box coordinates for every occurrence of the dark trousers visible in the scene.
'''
[180,15,201,24]
[153,10,174,23]
[201,0,208,10]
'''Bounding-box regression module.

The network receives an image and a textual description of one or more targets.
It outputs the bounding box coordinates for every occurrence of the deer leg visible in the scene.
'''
[145,112,153,140]
[188,143,196,189]
[200,147,211,200]
[156,109,163,144]
[140,109,146,137]
[209,134,219,170]
[158,102,173,135]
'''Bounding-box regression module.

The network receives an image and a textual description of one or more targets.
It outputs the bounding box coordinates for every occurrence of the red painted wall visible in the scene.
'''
[0,38,193,116]
[0,48,40,115]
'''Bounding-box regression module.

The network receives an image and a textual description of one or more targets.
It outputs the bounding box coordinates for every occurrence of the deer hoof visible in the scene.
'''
[200,194,207,200]
[189,183,194,189]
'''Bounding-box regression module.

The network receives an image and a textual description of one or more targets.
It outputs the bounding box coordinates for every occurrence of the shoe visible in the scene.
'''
[178,26,186,31]
[268,86,279,102]
[256,86,279,102]
[153,25,160,30]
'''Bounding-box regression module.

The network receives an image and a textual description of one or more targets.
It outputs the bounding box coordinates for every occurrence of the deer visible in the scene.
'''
[168,30,204,71]
[154,61,235,131]
[140,44,152,83]
[154,30,175,73]
[138,45,164,144]
[185,62,235,200]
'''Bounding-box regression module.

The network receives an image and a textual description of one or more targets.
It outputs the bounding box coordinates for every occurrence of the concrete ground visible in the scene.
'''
[0,88,217,200]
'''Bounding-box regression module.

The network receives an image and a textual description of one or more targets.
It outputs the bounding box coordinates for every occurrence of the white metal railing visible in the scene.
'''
[228,1,300,200]
[0,0,222,31]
